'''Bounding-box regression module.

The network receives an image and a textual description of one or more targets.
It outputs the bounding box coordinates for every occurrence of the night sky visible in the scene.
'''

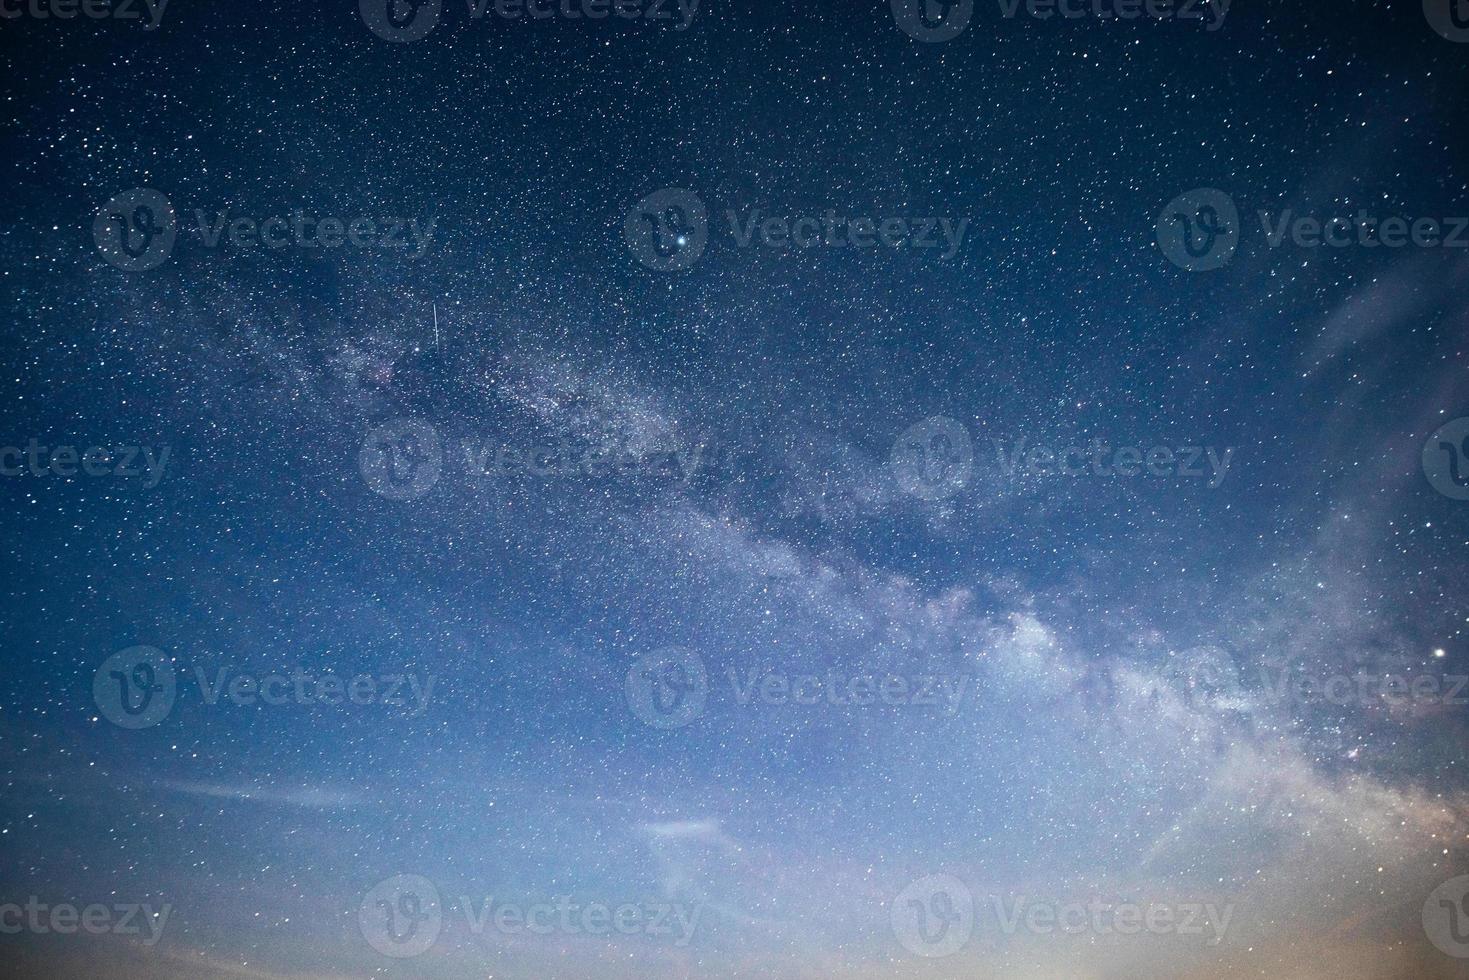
[3,0,1469,977]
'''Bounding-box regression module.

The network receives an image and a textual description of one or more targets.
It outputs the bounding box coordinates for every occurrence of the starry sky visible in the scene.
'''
[3,0,1469,977]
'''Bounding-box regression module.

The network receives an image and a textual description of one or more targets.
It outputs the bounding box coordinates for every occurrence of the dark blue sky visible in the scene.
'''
[2,1,1469,977]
